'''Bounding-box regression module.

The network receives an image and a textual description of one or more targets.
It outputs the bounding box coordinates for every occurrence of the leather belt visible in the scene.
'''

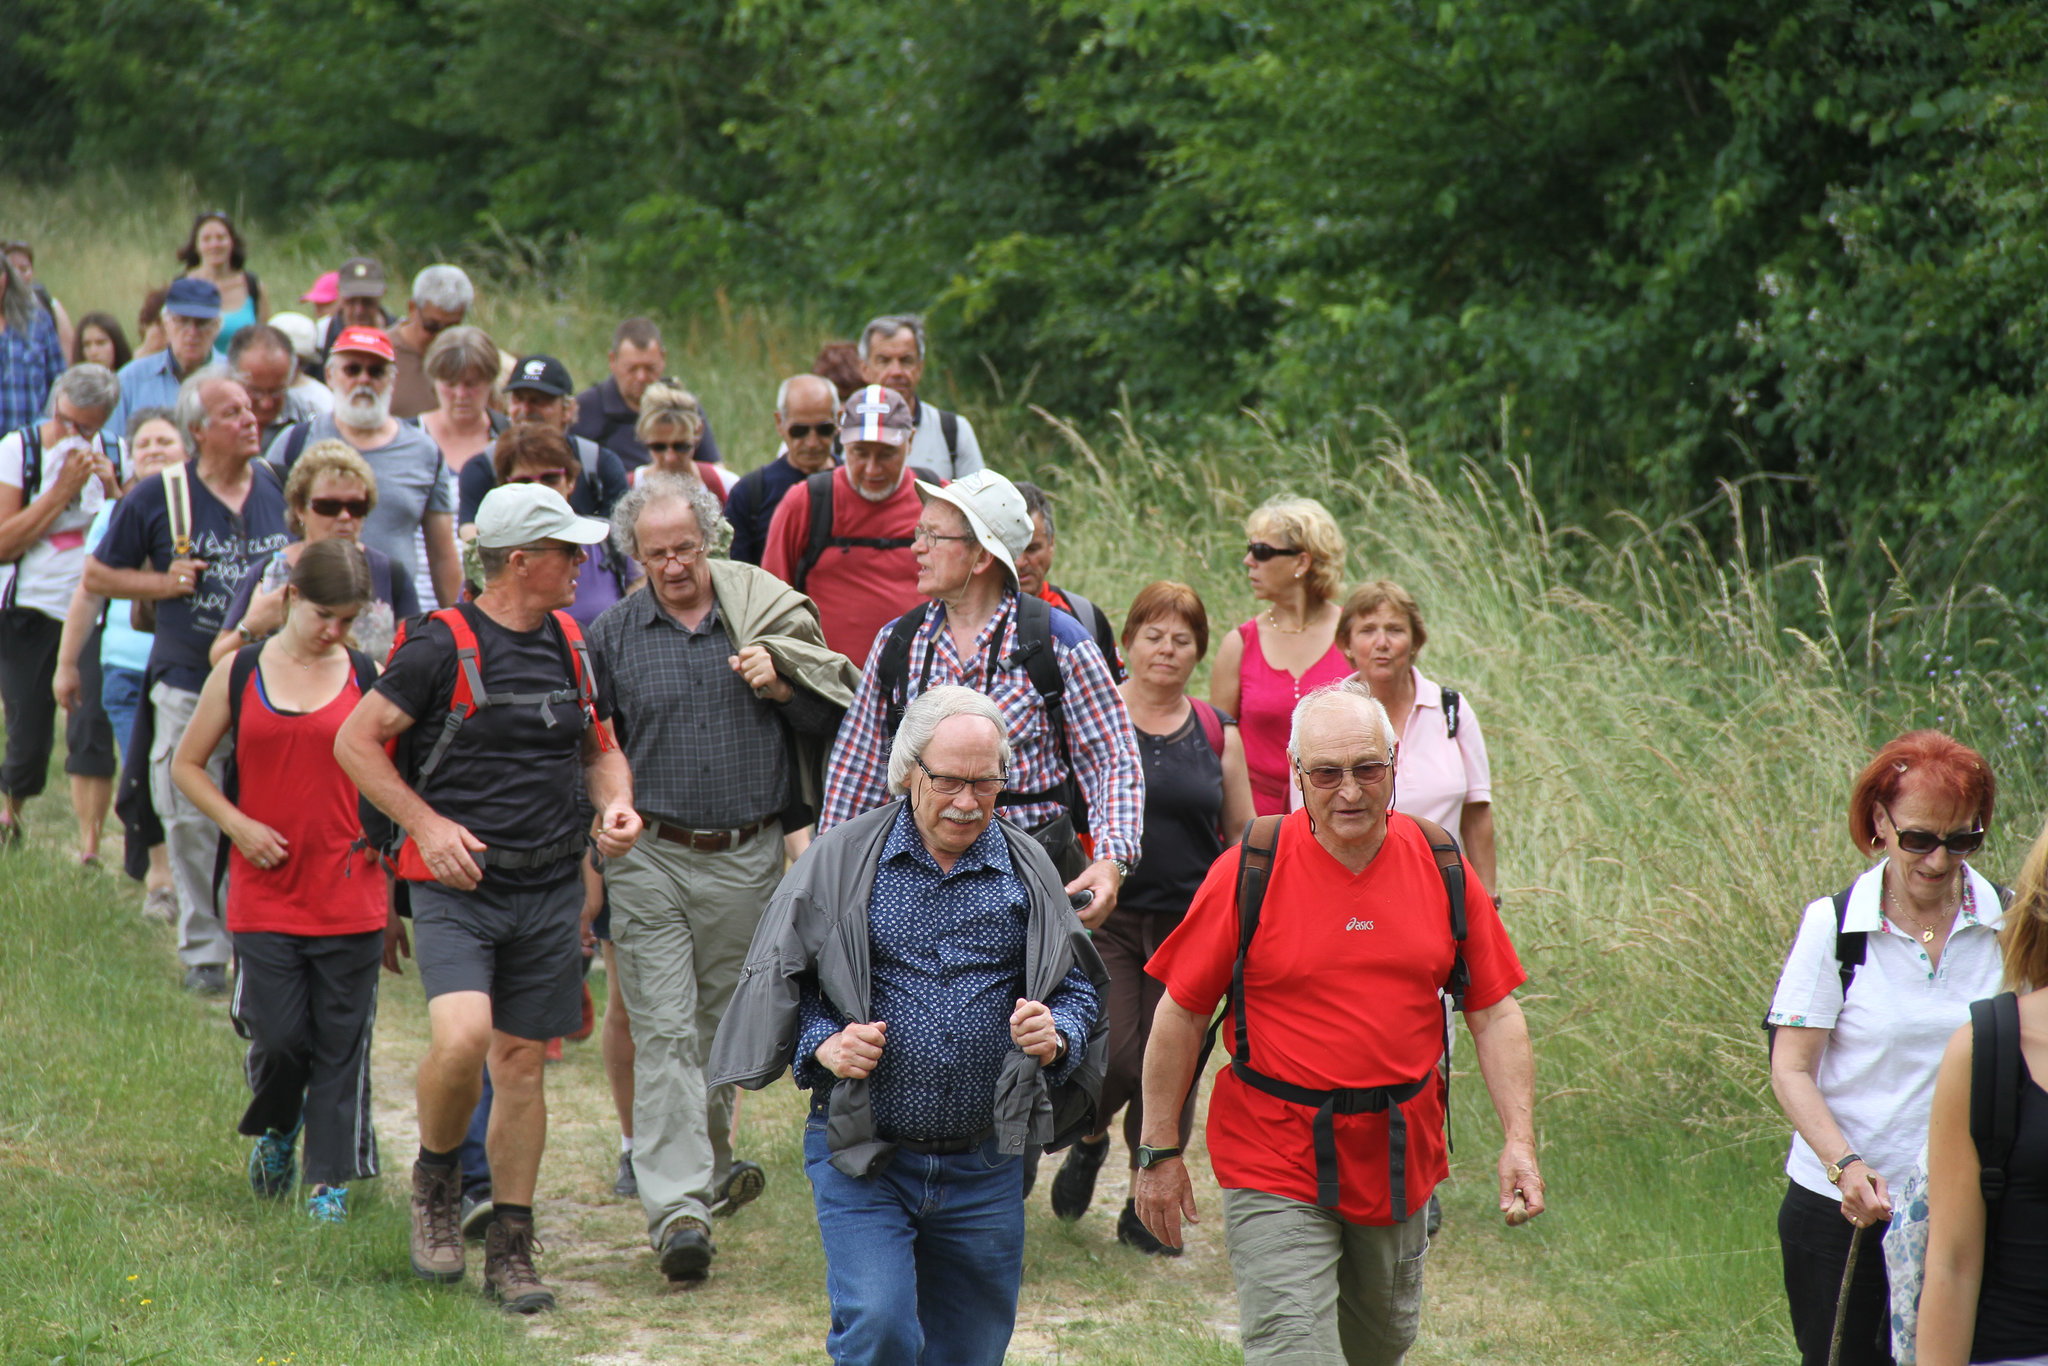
[886,1128,994,1156]
[654,817,769,854]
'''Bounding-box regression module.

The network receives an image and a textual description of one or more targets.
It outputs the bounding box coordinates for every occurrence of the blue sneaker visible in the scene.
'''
[249,1126,299,1199]
[307,1185,349,1223]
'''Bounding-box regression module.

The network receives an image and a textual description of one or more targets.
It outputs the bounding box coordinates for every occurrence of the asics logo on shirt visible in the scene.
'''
[1345,917,1376,931]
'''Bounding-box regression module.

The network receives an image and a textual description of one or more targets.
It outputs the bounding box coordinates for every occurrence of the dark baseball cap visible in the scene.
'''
[336,256,387,299]
[507,354,574,398]
[163,277,223,320]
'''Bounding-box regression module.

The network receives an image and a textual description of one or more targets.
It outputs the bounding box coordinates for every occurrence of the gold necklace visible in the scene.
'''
[1883,875,1958,944]
[1263,608,1308,635]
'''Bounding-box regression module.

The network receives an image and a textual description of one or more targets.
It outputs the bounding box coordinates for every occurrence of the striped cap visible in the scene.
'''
[838,384,914,447]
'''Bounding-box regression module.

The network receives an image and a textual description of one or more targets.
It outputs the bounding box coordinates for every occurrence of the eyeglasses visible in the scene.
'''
[784,423,835,440]
[52,405,104,439]
[1247,541,1303,562]
[912,525,976,548]
[644,440,695,454]
[1295,759,1393,791]
[339,361,389,380]
[509,468,575,487]
[638,542,704,567]
[1881,805,1985,855]
[916,757,1007,797]
[308,496,371,519]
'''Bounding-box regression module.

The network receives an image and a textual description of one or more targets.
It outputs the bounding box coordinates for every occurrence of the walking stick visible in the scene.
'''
[1826,1222,1869,1366]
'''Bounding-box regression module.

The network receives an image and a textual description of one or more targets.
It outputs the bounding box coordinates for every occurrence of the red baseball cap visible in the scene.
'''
[331,326,396,362]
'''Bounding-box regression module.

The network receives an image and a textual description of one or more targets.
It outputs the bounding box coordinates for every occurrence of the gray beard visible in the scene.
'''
[337,389,390,432]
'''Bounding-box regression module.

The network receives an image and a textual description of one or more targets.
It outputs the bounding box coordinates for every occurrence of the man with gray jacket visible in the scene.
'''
[709,685,1106,1366]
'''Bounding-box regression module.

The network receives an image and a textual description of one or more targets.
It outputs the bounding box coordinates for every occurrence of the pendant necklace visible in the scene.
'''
[1883,877,1950,944]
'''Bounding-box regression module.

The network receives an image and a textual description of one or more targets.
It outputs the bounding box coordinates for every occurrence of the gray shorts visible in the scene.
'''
[1224,1186,1430,1366]
[410,876,583,1041]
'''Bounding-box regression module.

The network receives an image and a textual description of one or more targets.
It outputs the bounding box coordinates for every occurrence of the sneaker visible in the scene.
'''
[460,1186,497,1242]
[248,1125,299,1198]
[409,1160,466,1283]
[307,1185,349,1223]
[1050,1136,1109,1220]
[657,1217,714,1284]
[183,963,228,996]
[708,1159,764,1218]
[1425,1191,1443,1237]
[1117,1199,1183,1258]
[567,981,596,1043]
[613,1151,637,1198]
[142,888,177,923]
[484,1210,556,1313]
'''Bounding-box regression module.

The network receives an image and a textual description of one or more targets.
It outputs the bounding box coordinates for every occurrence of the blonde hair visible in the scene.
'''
[284,440,378,534]
[1247,494,1346,604]
[635,379,704,449]
[2004,817,2048,992]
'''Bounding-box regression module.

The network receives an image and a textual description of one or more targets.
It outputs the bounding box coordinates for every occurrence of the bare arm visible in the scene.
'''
[51,298,76,358]
[1219,724,1256,840]
[1915,1026,1984,1366]
[83,554,206,602]
[0,443,104,561]
[53,578,104,710]
[1769,1027,1891,1223]
[171,654,288,867]
[423,512,461,608]
[1209,628,1244,720]
[1466,994,1546,1220]
[334,689,487,889]
[1133,995,1209,1248]
[1461,801,1497,898]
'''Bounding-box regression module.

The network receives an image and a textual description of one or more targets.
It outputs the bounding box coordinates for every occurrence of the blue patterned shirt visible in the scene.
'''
[794,804,1099,1140]
[0,311,65,436]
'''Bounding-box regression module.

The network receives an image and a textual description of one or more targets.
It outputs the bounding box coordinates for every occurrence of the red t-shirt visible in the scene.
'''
[762,468,925,667]
[1148,809,1526,1224]
[225,667,389,937]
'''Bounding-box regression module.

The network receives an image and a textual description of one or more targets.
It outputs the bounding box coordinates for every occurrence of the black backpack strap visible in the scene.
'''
[1226,814,1285,1070]
[940,409,959,465]
[21,424,43,505]
[791,470,836,592]
[1970,991,2023,1230]
[1006,592,1087,832]
[1832,887,1864,1000]
[211,644,267,905]
[280,420,312,473]
[1406,815,1469,1007]
[876,603,932,741]
[1441,687,1461,739]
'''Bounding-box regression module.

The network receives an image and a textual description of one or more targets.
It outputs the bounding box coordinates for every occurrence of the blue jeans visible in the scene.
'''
[101,665,145,776]
[803,1114,1025,1366]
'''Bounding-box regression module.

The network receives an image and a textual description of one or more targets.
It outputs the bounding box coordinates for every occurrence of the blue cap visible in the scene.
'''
[163,277,223,320]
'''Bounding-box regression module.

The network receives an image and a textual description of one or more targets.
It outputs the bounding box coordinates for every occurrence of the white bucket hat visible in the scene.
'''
[914,469,1032,585]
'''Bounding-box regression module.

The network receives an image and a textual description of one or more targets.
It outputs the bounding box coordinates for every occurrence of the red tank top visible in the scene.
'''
[1234,617,1352,816]
[225,667,388,936]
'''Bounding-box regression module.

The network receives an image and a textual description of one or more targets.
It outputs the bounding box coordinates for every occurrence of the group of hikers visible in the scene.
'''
[0,213,2040,1366]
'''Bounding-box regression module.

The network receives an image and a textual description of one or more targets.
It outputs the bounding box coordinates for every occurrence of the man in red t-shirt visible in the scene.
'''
[1136,678,1543,1365]
[762,385,926,667]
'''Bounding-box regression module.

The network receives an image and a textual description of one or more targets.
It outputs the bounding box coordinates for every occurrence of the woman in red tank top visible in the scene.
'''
[172,539,389,1223]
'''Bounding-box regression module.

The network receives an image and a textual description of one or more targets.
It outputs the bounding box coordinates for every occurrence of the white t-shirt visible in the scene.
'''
[1766,859,2007,1199]
[0,428,120,620]
[907,401,984,480]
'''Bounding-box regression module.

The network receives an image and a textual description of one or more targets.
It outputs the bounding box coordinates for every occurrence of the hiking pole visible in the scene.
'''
[1826,1223,1868,1366]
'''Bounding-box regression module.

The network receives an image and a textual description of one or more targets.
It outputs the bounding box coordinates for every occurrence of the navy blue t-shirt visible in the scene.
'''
[94,465,291,692]
[726,454,833,566]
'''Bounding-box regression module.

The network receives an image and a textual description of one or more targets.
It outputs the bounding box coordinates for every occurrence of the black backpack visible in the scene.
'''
[1969,990,2026,1243]
[787,464,941,592]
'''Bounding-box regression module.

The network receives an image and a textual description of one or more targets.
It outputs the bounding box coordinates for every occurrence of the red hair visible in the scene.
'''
[1846,729,1995,855]
[1121,581,1210,659]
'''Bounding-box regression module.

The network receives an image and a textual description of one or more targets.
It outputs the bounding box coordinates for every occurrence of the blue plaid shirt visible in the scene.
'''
[794,803,1099,1141]
[0,311,65,436]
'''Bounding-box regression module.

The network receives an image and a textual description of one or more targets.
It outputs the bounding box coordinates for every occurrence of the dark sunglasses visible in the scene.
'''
[784,422,835,440]
[339,361,389,380]
[1247,541,1302,562]
[644,440,696,454]
[308,497,371,518]
[1882,805,1985,856]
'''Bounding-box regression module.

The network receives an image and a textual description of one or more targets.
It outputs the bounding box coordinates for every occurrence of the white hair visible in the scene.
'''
[610,472,728,561]
[1287,677,1395,761]
[776,372,838,417]
[173,363,236,444]
[887,686,1011,796]
[858,313,927,363]
[411,264,474,313]
[52,363,121,417]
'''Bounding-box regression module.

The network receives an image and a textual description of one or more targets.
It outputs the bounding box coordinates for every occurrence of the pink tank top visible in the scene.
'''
[1234,617,1352,815]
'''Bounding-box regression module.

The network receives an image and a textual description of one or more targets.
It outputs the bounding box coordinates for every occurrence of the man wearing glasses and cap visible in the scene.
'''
[336,482,641,1314]
[105,277,224,441]
[264,326,461,609]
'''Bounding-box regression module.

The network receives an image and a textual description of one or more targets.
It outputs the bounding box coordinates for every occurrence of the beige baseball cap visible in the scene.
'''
[475,484,610,549]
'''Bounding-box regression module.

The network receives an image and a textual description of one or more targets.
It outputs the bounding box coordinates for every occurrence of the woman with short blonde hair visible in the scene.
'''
[632,380,727,500]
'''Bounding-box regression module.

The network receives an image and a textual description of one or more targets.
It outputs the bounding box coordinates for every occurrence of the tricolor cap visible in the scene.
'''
[915,469,1032,585]
[837,384,914,448]
[475,484,611,550]
[330,326,396,362]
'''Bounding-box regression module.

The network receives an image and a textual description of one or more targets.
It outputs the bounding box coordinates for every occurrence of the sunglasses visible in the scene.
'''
[339,361,389,380]
[1295,760,1393,790]
[1247,541,1302,562]
[308,497,370,518]
[509,468,574,487]
[1881,805,1985,856]
[644,440,695,454]
[784,422,835,440]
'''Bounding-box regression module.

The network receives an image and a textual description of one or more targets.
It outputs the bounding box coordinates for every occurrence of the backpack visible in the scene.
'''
[370,604,610,883]
[1187,812,1471,1216]
[1191,697,1225,758]
[1442,687,1462,739]
[788,464,941,592]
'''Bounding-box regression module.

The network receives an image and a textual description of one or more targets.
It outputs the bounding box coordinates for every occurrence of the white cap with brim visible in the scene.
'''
[475,484,611,549]
[914,470,1032,586]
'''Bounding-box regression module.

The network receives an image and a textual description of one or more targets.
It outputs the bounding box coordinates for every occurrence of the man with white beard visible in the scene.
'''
[264,327,461,608]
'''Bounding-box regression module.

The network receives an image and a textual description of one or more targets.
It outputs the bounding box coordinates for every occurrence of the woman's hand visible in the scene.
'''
[53,661,83,710]
[1838,1162,1892,1227]
[239,584,288,638]
[231,817,290,870]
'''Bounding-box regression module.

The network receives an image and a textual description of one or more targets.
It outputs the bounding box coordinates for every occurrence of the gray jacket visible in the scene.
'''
[706,798,1110,1178]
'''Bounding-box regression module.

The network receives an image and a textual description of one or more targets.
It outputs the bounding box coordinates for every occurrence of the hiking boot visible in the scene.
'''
[248,1125,299,1199]
[658,1217,714,1284]
[460,1185,497,1242]
[409,1161,466,1283]
[484,1210,556,1313]
[612,1150,637,1198]
[307,1185,349,1223]
[1117,1199,1183,1257]
[142,888,177,923]
[708,1159,765,1218]
[1049,1136,1109,1220]
[183,963,228,996]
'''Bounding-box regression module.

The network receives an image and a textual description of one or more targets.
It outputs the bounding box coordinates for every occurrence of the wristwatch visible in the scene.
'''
[1135,1144,1182,1169]
[1825,1152,1864,1185]
[1108,858,1132,880]
[236,625,259,644]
